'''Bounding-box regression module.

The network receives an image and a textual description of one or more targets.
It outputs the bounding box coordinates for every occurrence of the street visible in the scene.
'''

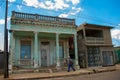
[40,71,120,80]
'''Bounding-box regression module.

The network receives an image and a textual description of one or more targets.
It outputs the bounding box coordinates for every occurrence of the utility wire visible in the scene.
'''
[7,1,119,27]
[77,14,118,26]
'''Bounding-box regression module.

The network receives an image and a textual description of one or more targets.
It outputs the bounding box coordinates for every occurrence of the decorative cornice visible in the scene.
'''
[11,18,75,28]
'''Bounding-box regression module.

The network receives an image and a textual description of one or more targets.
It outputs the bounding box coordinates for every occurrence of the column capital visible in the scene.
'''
[74,33,77,36]
[56,33,60,35]
[9,30,14,33]
[34,31,39,34]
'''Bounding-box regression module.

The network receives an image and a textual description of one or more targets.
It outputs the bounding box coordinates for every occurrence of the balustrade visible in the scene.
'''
[86,37,104,44]
[11,11,75,26]
[19,60,33,66]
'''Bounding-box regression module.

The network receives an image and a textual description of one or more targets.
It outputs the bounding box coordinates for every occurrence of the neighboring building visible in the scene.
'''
[77,23,115,68]
[9,11,79,69]
[114,47,120,63]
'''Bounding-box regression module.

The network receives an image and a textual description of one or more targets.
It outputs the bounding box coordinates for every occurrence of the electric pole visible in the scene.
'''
[4,0,8,78]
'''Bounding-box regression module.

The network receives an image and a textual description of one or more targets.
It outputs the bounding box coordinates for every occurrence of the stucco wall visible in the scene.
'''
[11,25,76,34]
[103,29,112,44]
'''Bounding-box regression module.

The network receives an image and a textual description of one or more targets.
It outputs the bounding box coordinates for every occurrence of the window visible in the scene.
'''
[20,40,31,59]
[86,29,103,37]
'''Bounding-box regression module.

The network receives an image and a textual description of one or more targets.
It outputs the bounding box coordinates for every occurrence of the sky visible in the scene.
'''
[0,0,120,50]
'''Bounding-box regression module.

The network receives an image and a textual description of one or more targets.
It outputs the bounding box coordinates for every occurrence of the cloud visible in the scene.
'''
[59,7,83,18]
[0,17,10,50]
[23,0,69,10]
[59,13,69,18]
[54,0,69,10]
[0,17,11,25]
[22,0,82,16]
[0,33,4,50]
[17,5,22,10]
[0,19,4,25]
[66,0,80,5]
[115,24,120,29]
[8,0,16,2]
[111,29,120,40]
[23,0,39,8]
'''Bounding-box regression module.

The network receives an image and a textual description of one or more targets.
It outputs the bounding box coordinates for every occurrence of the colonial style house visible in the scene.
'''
[77,23,115,68]
[9,11,79,69]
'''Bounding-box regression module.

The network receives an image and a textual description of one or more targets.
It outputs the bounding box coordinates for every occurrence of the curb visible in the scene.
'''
[0,68,117,80]
[7,69,116,80]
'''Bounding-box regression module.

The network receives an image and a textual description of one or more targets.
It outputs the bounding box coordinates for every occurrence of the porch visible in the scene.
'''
[9,30,78,69]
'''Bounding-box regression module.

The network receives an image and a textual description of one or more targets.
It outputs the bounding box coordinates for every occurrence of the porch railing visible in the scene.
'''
[19,60,33,66]
[59,58,66,66]
[86,37,104,44]
[11,11,75,26]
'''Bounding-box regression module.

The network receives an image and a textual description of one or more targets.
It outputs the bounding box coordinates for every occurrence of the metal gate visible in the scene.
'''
[102,51,113,66]
[87,47,101,67]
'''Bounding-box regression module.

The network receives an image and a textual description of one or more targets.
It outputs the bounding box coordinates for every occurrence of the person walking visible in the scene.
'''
[67,56,75,72]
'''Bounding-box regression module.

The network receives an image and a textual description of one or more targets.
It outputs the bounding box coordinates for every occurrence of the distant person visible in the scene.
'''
[67,56,75,72]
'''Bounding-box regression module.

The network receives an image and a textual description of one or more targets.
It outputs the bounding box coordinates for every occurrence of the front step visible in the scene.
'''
[12,67,68,74]
[52,67,68,72]
[13,69,34,74]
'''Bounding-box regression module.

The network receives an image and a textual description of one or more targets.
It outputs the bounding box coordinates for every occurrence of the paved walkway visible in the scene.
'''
[0,65,119,80]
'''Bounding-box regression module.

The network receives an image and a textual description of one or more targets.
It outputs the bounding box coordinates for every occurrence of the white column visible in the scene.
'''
[66,40,69,58]
[74,33,78,66]
[56,33,60,67]
[34,32,38,68]
[63,41,66,59]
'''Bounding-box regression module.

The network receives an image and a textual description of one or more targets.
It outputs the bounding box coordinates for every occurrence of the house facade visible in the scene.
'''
[77,23,115,68]
[9,11,79,69]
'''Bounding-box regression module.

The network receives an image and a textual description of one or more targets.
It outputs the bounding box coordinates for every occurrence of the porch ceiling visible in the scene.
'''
[14,31,34,37]
[13,31,73,39]
[38,32,73,39]
[59,34,73,39]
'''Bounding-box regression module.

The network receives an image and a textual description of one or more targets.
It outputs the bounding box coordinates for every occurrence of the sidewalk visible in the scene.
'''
[0,69,93,80]
[0,65,118,80]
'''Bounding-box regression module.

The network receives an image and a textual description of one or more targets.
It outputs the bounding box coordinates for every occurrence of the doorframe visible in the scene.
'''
[39,40,50,67]
[102,51,114,66]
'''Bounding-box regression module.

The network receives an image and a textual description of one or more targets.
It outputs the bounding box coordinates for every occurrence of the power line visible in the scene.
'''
[7,1,119,27]
[76,14,118,26]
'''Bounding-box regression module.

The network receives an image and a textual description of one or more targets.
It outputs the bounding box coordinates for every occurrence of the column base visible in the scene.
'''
[75,65,80,70]
[9,65,13,74]
[56,62,61,70]
[34,63,38,68]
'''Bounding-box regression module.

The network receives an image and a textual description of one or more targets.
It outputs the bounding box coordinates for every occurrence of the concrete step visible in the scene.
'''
[12,67,68,74]
[0,69,3,75]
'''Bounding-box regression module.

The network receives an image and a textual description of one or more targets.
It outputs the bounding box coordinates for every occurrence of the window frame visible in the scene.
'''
[20,39,32,60]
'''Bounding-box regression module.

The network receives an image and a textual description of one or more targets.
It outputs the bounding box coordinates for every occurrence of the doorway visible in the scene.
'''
[41,41,50,67]
[102,51,113,66]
